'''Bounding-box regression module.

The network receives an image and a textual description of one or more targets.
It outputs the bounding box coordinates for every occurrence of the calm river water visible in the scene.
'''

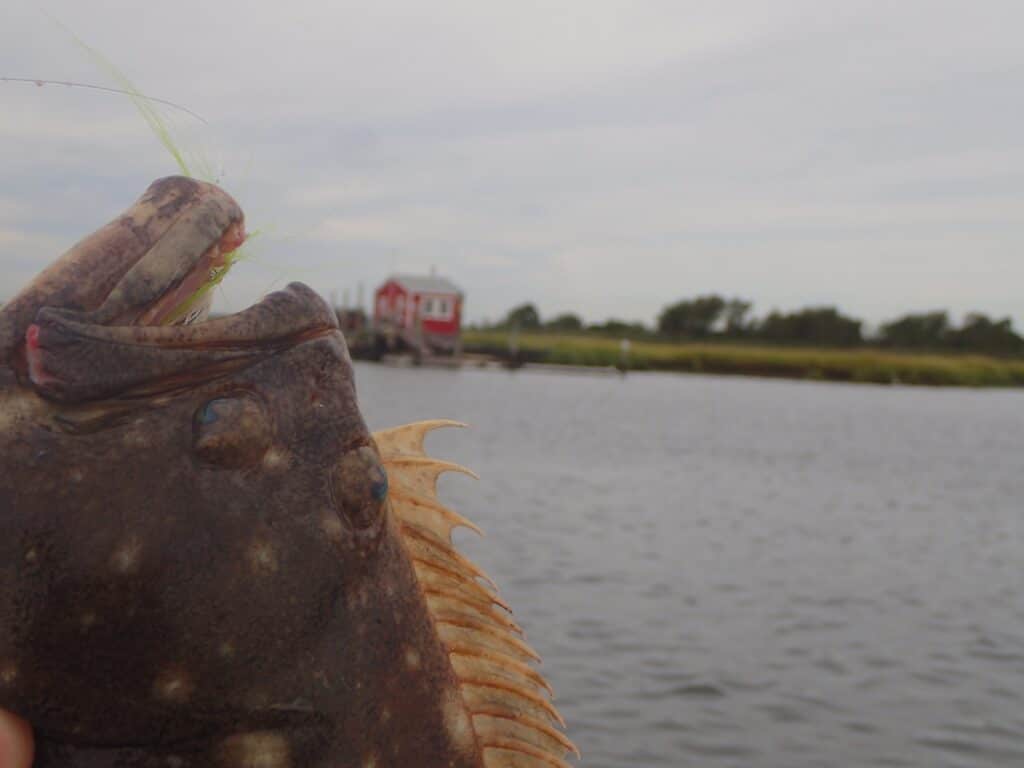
[355,363,1024,768]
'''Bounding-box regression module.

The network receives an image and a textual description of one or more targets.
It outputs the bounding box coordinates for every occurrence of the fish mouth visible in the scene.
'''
[22,177,338,403]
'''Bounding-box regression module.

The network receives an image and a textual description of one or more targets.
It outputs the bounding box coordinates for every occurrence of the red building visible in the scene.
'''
[373,274,464,354]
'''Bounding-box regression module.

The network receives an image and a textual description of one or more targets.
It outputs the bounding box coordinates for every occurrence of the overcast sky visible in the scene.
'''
[2,1,1022,329]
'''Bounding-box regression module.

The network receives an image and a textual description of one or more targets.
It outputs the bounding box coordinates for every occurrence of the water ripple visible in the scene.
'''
[355,363,1024,768]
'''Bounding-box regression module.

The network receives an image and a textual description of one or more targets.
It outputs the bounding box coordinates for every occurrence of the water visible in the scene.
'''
[355,363,1024,768]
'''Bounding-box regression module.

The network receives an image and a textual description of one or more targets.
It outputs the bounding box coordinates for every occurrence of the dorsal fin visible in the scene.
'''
[373,421,579,768]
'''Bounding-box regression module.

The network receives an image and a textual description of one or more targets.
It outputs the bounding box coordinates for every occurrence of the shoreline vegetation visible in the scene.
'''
[461,330,1024,388]
[454,297,1024,388]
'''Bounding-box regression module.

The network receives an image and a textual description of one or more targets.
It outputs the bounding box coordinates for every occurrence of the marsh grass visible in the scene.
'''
[464,330,1024,387]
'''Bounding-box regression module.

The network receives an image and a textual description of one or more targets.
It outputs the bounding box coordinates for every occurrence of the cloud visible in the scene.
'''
[3,0,1024,328]
[0,228,65,251]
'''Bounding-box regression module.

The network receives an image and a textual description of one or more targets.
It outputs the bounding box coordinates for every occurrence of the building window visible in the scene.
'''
[421,296,453,320]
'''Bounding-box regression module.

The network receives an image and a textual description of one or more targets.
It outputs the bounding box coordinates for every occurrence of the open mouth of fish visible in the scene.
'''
[22,177,339,404]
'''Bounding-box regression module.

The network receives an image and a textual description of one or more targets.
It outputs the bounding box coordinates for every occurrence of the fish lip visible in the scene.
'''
[6,177,342,404]
[27,283,341,403]
[36,282,338,350]
[86,178,247,328]
[1,176,249,383]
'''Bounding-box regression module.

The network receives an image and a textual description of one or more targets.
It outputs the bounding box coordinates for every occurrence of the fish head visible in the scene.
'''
[0,177,402,761]
[0,177,574,768]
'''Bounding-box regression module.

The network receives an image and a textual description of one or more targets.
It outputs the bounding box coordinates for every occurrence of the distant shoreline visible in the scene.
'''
[461,330,1024,388]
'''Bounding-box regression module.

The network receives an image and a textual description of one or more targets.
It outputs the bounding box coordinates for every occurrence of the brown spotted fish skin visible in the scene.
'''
[0,327,483,767]
[0,178,574,768]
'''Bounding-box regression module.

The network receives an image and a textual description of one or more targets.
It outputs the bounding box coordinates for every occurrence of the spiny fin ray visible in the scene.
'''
[374,421,577,766]
[403,523,498,587]
[449,645,554,697]
[435,613,542,663]
[417,561,514,619]
[474,710,580,757]
[461,679,566,728]
[387,455,479,501]
[483,740,577,768]
[389,487,483,540]
[374,419,467,457]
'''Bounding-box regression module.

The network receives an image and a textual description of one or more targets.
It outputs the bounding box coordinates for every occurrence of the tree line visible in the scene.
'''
[487,297,1024,356]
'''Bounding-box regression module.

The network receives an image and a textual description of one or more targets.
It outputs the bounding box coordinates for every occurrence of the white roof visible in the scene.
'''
[388,274,463,295]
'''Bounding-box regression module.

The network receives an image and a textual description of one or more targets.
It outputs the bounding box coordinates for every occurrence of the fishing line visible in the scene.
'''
[1,76,208,123]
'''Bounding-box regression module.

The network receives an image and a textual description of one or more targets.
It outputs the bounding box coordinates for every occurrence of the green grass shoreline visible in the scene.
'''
[462,330,1024,388]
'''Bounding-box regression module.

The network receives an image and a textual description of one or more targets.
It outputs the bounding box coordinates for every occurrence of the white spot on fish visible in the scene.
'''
[111,536,143,573]
[443,692,475,753]
[320,512,343,544]
[0,662,17,686]
[124,429,150,449]
[404,648,421,671]
[262,448,289,472]
[153,667,194,703]
[69,467,84,483]
[217,731,291,768]
[23,548,37,564]
[248,540,279,574]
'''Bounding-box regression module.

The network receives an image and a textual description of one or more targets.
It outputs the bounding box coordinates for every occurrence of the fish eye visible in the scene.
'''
[197,401,220,425]
[371,473,389,502]
[192,393,272,468]
[330,445,388,536]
